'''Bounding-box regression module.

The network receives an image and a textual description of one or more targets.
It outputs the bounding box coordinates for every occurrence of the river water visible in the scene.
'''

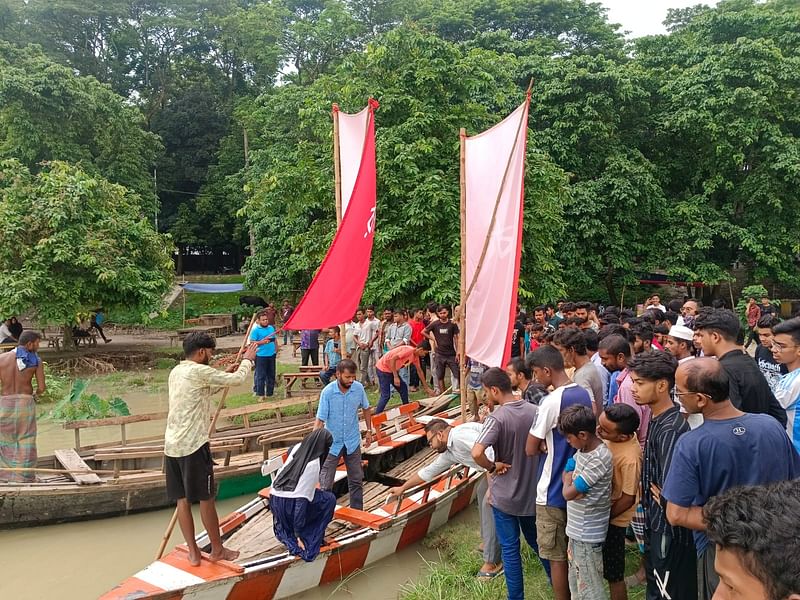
[0,497,464,599]
[0,374,471,599]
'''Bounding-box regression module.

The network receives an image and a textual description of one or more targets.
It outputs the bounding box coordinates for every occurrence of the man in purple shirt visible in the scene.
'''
[598,334,650,449]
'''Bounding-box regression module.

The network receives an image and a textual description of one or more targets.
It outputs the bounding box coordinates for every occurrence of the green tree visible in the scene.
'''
[243,26,567,304]
[0,42,162,203]
[638,0,800,291]
[525,54,665,303]
[0,160,174,332]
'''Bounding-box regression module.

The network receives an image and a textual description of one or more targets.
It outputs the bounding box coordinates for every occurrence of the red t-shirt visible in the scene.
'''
[409,319,425,345]
[376,345,419,374]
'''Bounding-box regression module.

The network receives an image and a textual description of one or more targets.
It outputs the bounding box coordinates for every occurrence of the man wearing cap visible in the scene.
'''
[663,324,703,428]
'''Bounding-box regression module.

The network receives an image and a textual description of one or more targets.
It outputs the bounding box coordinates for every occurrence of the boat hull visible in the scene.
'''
[0,466,268,529]
[102,471,482,600]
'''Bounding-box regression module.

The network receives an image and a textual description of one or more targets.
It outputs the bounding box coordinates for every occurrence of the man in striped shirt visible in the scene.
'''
[628,351,696,600]
[770,317,800,455]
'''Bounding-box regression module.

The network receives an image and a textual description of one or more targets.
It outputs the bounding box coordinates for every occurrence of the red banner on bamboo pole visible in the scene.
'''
[463,98,529,368]
[283,100,378,330]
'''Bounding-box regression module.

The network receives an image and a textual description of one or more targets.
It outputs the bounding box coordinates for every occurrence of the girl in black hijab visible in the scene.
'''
[270,428,337,561]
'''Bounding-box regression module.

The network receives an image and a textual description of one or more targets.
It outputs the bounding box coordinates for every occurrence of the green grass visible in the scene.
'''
[401,517,646,600]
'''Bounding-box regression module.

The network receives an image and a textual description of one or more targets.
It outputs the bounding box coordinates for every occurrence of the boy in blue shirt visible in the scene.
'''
[319,328,342,386]
[248,309,277,398]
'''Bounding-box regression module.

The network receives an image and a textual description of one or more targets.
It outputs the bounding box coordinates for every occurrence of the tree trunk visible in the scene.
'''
[176,245,184,275]
[605,264,618,307]
[62,324,74,350]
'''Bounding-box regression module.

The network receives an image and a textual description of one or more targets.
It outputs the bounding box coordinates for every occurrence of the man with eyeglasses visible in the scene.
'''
[771,317,800,455]
[387,418,501,580]
[693,308,787,426]
[663,358,800,600]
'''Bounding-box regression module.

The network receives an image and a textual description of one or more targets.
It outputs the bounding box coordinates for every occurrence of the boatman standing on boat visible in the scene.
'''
[0,331,45,482]
[164,331,257,566]
[315,359,373,511]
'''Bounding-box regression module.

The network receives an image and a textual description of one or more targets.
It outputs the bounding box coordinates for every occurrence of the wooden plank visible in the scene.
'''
[63,412,168,430]
[54,449,102,485]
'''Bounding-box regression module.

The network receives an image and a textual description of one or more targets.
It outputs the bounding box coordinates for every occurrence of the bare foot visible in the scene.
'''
[187,546,202,567]
[479,562,502,573]
[208,546,240,563]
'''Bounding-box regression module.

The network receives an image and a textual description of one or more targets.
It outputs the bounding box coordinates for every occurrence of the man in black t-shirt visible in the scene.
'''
[754,314,787,392]
[628,352,697,600]
[509,320,525,359]
[423,306,460,393]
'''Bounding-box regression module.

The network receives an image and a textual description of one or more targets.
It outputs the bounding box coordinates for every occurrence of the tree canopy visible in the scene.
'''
[1,0,798,305]
[0,160,174,324]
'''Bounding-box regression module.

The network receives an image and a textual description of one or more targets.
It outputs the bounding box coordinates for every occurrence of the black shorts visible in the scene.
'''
[603,524,627,583]
[165,443,216,503]
[434,354,459,381]
[645,529,697,600]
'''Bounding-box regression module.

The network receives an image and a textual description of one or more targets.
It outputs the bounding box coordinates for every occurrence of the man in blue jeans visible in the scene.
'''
[473,368,550,599]
[374,341,433,413]
[248,310,277,398]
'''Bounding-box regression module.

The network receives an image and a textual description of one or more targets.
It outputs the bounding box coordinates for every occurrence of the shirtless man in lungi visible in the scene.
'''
[0,331,46,482]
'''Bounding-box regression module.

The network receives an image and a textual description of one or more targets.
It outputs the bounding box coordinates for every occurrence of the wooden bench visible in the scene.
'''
[0,343,15,353]
[282,372,323,397]
[73,333,98,347]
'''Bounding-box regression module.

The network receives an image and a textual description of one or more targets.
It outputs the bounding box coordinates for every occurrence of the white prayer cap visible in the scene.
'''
[668,324,695,342]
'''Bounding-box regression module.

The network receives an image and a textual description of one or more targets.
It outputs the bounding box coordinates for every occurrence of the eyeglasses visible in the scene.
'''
[675,390,709,399]
[771,341,798,351]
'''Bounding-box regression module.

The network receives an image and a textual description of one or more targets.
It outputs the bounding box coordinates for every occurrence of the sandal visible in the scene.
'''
[477,567,504,580]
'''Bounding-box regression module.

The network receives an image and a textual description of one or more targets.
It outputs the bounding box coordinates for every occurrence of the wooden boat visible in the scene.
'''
[101,441,483,600]
[0,394,457,528]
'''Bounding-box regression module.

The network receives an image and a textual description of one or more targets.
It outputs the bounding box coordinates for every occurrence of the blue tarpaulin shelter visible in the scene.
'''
[182,283,244,293]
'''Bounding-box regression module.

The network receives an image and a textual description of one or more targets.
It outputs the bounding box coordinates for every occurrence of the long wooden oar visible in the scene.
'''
[156,312,259,560]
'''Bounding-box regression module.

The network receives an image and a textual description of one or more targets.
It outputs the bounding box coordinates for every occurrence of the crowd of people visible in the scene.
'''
[277,296,800,600]
[154,292,800,599]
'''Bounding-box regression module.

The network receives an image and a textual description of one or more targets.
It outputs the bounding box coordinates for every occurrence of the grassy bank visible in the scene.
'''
[402,514,646,600]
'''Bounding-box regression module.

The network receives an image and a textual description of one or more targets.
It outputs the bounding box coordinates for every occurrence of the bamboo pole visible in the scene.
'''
[462,82,532,307]
[156,312,258,560]
[458,128,468,421]
[332,104,349,351]
[333,104,343,225]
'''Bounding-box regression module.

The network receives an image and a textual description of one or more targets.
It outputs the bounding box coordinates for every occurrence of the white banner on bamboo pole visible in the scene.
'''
[463,99,529,368]
[337,106,371,217]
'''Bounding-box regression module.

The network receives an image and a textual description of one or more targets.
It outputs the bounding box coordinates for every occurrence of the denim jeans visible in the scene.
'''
[492,506,550,600]
[568,539,605,600]
[376,369,408,413]
[253,355,276,397]
[319,365,337,385]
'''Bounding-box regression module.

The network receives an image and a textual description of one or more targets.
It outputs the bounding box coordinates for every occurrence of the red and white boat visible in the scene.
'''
[102,447,481,599]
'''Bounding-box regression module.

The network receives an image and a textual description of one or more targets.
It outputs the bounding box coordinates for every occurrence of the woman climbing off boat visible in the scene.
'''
[270,428,337,561]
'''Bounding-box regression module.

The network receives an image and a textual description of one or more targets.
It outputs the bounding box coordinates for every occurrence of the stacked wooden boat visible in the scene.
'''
[0,393,457,528]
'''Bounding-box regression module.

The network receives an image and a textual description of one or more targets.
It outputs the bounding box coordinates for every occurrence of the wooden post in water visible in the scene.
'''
[459,128,468,421]
[156,312,258,560]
